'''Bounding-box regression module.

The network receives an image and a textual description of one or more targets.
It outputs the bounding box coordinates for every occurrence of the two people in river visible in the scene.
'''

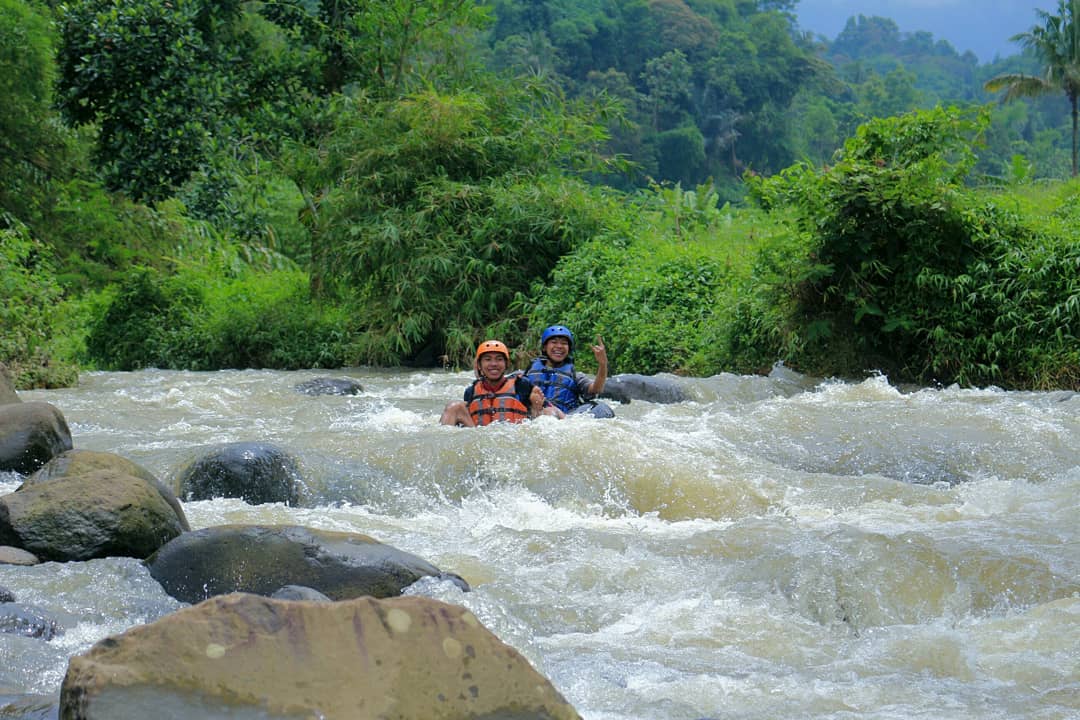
[439,340,558,426]
[439,326,608,426]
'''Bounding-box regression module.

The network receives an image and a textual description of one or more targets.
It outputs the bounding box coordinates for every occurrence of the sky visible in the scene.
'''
[794,0,1056,63]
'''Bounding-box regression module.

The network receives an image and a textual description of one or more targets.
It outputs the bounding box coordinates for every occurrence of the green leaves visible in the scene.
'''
[749,106,1080,387]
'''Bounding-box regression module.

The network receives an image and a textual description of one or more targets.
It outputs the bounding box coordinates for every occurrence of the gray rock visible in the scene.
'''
[60,593,581,720]
[270,584,332,602]
[0,545,39,566]
[26,449,190,531]
[599,373,688,404]
[174,442,301,506]
[145,524,469,604]
[0,693,58,720]
[294,377,364,396]
[0,470,186,561]
[0,584,13,602]
[0,363,19,405]
[0,402,73,475]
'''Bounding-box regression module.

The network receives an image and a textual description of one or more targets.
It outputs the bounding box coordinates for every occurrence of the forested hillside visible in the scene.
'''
[2,0,1077,391]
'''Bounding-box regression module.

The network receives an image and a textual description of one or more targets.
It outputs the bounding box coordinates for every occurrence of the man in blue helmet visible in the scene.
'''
[523,325,608,415]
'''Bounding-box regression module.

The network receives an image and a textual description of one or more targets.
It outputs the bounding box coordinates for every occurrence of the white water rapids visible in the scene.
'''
[1,367,1078,719]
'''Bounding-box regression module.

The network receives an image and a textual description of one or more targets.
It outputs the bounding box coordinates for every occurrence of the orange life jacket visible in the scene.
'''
[468,377,529,425]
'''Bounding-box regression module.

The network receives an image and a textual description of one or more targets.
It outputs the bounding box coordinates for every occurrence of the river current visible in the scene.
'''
[1,367,1078,719]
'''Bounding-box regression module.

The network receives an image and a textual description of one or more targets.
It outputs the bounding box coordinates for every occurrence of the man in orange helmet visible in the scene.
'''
[439,340,559,426]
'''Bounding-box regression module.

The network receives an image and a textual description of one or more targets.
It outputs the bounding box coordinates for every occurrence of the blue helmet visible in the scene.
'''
[540,325,574,352]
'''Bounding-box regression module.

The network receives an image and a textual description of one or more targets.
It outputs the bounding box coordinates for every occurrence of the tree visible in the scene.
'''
[56,0,230,201]
[0,0,74,224]
[985,0,1080,176]
[292,79,625,364]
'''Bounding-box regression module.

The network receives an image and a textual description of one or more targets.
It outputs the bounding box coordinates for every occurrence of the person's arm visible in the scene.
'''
[586,335,607,396]
[520,378,563,418]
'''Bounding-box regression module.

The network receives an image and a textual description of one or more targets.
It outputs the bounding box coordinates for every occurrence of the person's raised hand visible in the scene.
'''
[590,335,607,365]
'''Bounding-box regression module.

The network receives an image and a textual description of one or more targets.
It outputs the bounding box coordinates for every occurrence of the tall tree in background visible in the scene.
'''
[56,0,240,202]
[985,0,1080,176]
[0,0,74,224]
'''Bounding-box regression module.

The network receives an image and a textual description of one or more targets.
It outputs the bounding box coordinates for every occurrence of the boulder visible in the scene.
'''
[174,441,301,506]
[270,584,332,602]
[60,593,581,720]
[0,363,19,405]
[294,377,364,396]
[145,524,469,604]
[0,694,58,720]
[0,470,186,561]
[0,545,39,566]
[27,449,190,531]
[0,584,12,602]
[0,402,73,475]
[599,373,688,404]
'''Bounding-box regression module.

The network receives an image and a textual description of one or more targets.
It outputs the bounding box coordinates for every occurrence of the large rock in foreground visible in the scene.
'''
[60,593,581,720]
[0,470,186,561]
[27,449,190,531]
[0,402,72,475]
[145,524,469,604]
[599,373,688,404]
[173,441,302,506]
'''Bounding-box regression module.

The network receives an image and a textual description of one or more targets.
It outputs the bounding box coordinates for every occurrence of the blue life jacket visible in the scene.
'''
[525,358,580,411]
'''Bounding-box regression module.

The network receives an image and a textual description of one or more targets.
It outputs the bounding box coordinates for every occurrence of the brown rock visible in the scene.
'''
[61,593,581,720]
[0,545,39,566]
[0,470,185,561]
[27,449,190,531]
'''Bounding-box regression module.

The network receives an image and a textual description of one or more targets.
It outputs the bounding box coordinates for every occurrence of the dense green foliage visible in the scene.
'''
[1,0,1077,391]
[85,265,356,371]
[0,222,79,387]
[746,107,1080,388]
[295,84,627,365]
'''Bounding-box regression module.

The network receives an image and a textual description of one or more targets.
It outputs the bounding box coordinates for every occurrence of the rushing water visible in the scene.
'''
[1,367,1078,719]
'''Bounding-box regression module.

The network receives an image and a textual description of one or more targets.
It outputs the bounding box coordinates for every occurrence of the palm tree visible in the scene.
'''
[985,0,1080,177]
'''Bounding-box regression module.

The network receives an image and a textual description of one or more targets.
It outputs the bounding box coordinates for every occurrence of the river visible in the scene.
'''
[1,367,1078,719]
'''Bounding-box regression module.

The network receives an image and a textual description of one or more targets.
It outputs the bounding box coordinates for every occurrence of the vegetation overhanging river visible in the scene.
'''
[1,367,1078,719]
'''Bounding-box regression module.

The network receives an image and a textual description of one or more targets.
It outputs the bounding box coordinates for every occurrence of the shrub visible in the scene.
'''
[0,222,79,387]
[83,264,357,371]
[746,107,1080,388]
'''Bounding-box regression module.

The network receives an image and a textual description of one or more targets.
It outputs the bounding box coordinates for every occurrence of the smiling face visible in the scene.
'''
[477,351,508,381]
[543,336,571,364]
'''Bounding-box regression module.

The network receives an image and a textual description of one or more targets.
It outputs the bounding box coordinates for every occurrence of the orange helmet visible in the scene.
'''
[475,340,510,365]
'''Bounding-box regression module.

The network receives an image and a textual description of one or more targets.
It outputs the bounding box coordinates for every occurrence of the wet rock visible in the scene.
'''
[0,693,58,720]
[0,402,73,475]
[0,363,19,405]
[26,449,190,531]
[0,602,65,640]
[270,584,332,602]
[145,524,469,604]
[0,584,13,602]
[294,377,364,396]
[599,373,688,404]
[0,470,186,561]
[174,441,301,506]
[60,593,581,720]
[0,545,39,566]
